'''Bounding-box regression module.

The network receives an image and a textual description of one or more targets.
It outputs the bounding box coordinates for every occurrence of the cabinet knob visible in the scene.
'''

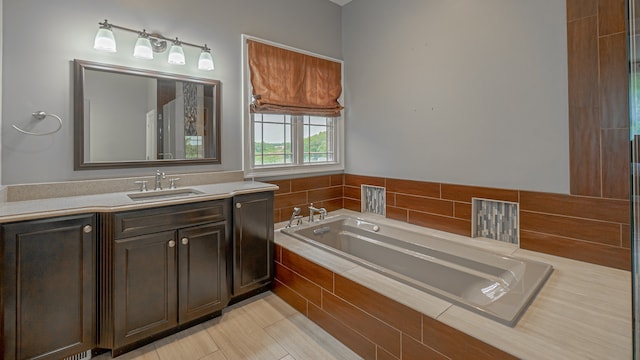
[168,240,176,248]
[236,203,242,209]
[83,225,93,233]
[181,237,189,245]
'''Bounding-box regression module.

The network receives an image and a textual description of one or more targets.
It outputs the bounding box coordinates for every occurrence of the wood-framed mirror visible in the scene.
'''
[74,59,221,170]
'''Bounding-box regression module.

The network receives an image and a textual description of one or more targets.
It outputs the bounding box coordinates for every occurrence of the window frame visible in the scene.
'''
[241,35,344,178]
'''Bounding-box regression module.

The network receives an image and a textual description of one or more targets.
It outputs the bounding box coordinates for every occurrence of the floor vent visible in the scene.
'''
[472,198,519,245]
[64,350,92,360]
[361,185,386,216]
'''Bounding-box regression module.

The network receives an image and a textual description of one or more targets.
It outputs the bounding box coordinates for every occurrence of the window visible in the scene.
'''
[242,35,344,177]
[252,114,336,168]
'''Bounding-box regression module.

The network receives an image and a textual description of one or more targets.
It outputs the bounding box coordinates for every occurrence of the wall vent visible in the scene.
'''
[472,198,519,245]
[64,350,92,360]
[361,185,386,216]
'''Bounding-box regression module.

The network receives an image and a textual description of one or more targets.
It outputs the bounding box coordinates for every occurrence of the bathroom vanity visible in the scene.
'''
[0,179,275,360]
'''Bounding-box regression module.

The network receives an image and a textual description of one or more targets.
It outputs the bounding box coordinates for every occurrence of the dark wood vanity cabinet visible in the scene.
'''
[232,192,274,300]
[100,200,230,355]
[1,214,96,360]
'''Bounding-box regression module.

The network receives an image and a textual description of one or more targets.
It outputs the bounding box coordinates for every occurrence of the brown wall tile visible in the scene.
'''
[330,174,344,186]
[275,263,322,306]
[322,290,401,357]
[520,230,631,270]
[267,179,291,194]
[568,16,599,107]
[519,191,629,224]
[334,275,422,340]
[291,175,332,192]
[441,184,518,203]
[344,198,361,212]
[396,194,453,217]
[308,186,343,203]
[343,185,361,200]
[422,315,517,360]
[566,0,597,21]
[318,198,344,213]
[402,335,446,360]
[275,244,282,263]
[273,279,308,315]
[275,191,308,209]
[598,0,626,36]
[569,106,602,197]
[386,178,440,198]
[599,33,629,129]
[386,206,408,223]
[386,192,396,207]
[520,211,622,246]
[454,202,472,220]
[345,174,385,187]
[281,248,334,291]
[623,224,631,249]
[601,129,630,199]
[308,304,377,360]
[408,211,471,237]
[376,346,400,360]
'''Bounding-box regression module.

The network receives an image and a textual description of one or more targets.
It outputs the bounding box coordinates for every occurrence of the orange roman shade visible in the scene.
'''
[247,39,344,117]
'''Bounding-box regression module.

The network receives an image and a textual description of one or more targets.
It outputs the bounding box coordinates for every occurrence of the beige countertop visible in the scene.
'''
[0,180,278,223]
[275,209,632,360]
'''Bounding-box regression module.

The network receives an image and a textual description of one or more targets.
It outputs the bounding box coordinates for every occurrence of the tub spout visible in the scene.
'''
[286,207,303,228]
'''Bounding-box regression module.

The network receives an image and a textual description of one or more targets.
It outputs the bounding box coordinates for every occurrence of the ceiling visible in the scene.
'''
[328,0,352,5]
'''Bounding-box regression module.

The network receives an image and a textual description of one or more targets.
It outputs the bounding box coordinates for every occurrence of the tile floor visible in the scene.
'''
[93,291,362,360]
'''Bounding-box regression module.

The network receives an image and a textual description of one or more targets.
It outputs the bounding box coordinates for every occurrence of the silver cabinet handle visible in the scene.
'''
[181,237,189,245]
[83,225,93,233]
[168,240,176,248]
[236,203,242,209]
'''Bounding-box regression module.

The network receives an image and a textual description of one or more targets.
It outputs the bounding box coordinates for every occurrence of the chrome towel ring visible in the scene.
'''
[12,111,63,136]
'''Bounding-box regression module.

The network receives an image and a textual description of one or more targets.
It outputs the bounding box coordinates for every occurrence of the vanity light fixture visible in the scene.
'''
[93,19,215,70]
[167,38,186,65]
[198,45,215,71]
[133,30,153,60]
[93,20,117,52]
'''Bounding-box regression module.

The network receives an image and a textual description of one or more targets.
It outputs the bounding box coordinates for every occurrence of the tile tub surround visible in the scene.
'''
[274,209,632,359]
[266,173,630,271]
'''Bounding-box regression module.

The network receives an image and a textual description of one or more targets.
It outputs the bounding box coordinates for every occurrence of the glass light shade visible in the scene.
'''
[133,36,153,59]
[94,27,117,52]
[198,50,214,71]
[167,44,185,65]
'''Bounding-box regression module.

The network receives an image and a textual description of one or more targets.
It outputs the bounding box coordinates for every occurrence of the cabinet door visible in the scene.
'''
[113,231,178,349]
[232,192,274,297]
[178,222,229,323]
[2,214,95,360]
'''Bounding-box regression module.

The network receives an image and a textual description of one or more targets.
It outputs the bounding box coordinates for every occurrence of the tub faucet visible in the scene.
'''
[286,207,303,228]
[154,170,166,190]
[309,203,327,222]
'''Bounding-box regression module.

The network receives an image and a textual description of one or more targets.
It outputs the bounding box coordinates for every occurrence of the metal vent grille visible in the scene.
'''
[64,350,92,360]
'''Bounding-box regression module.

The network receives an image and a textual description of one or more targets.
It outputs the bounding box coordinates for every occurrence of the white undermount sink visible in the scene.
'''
[127,188,205,201]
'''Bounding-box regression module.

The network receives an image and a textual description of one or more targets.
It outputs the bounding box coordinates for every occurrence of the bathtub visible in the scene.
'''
[280,214,553,327]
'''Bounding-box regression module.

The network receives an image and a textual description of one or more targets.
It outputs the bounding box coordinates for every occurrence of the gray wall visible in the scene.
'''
[342,0,569,193]
[1,0,342,184]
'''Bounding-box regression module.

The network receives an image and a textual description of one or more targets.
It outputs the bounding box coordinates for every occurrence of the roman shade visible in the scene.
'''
[247,39,344,117]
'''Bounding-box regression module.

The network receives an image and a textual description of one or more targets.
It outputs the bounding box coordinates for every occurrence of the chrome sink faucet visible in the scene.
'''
[308,203,327,222]
[154,170,166,190]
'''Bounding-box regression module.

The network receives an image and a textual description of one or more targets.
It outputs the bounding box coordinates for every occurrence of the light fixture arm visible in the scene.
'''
[98,19,209,51]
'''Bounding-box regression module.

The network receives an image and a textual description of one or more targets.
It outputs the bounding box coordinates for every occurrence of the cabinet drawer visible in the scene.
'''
[113,200,228,239]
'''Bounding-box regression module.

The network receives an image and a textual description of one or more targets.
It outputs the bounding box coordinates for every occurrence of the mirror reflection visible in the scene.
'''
[74,59,221,169]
